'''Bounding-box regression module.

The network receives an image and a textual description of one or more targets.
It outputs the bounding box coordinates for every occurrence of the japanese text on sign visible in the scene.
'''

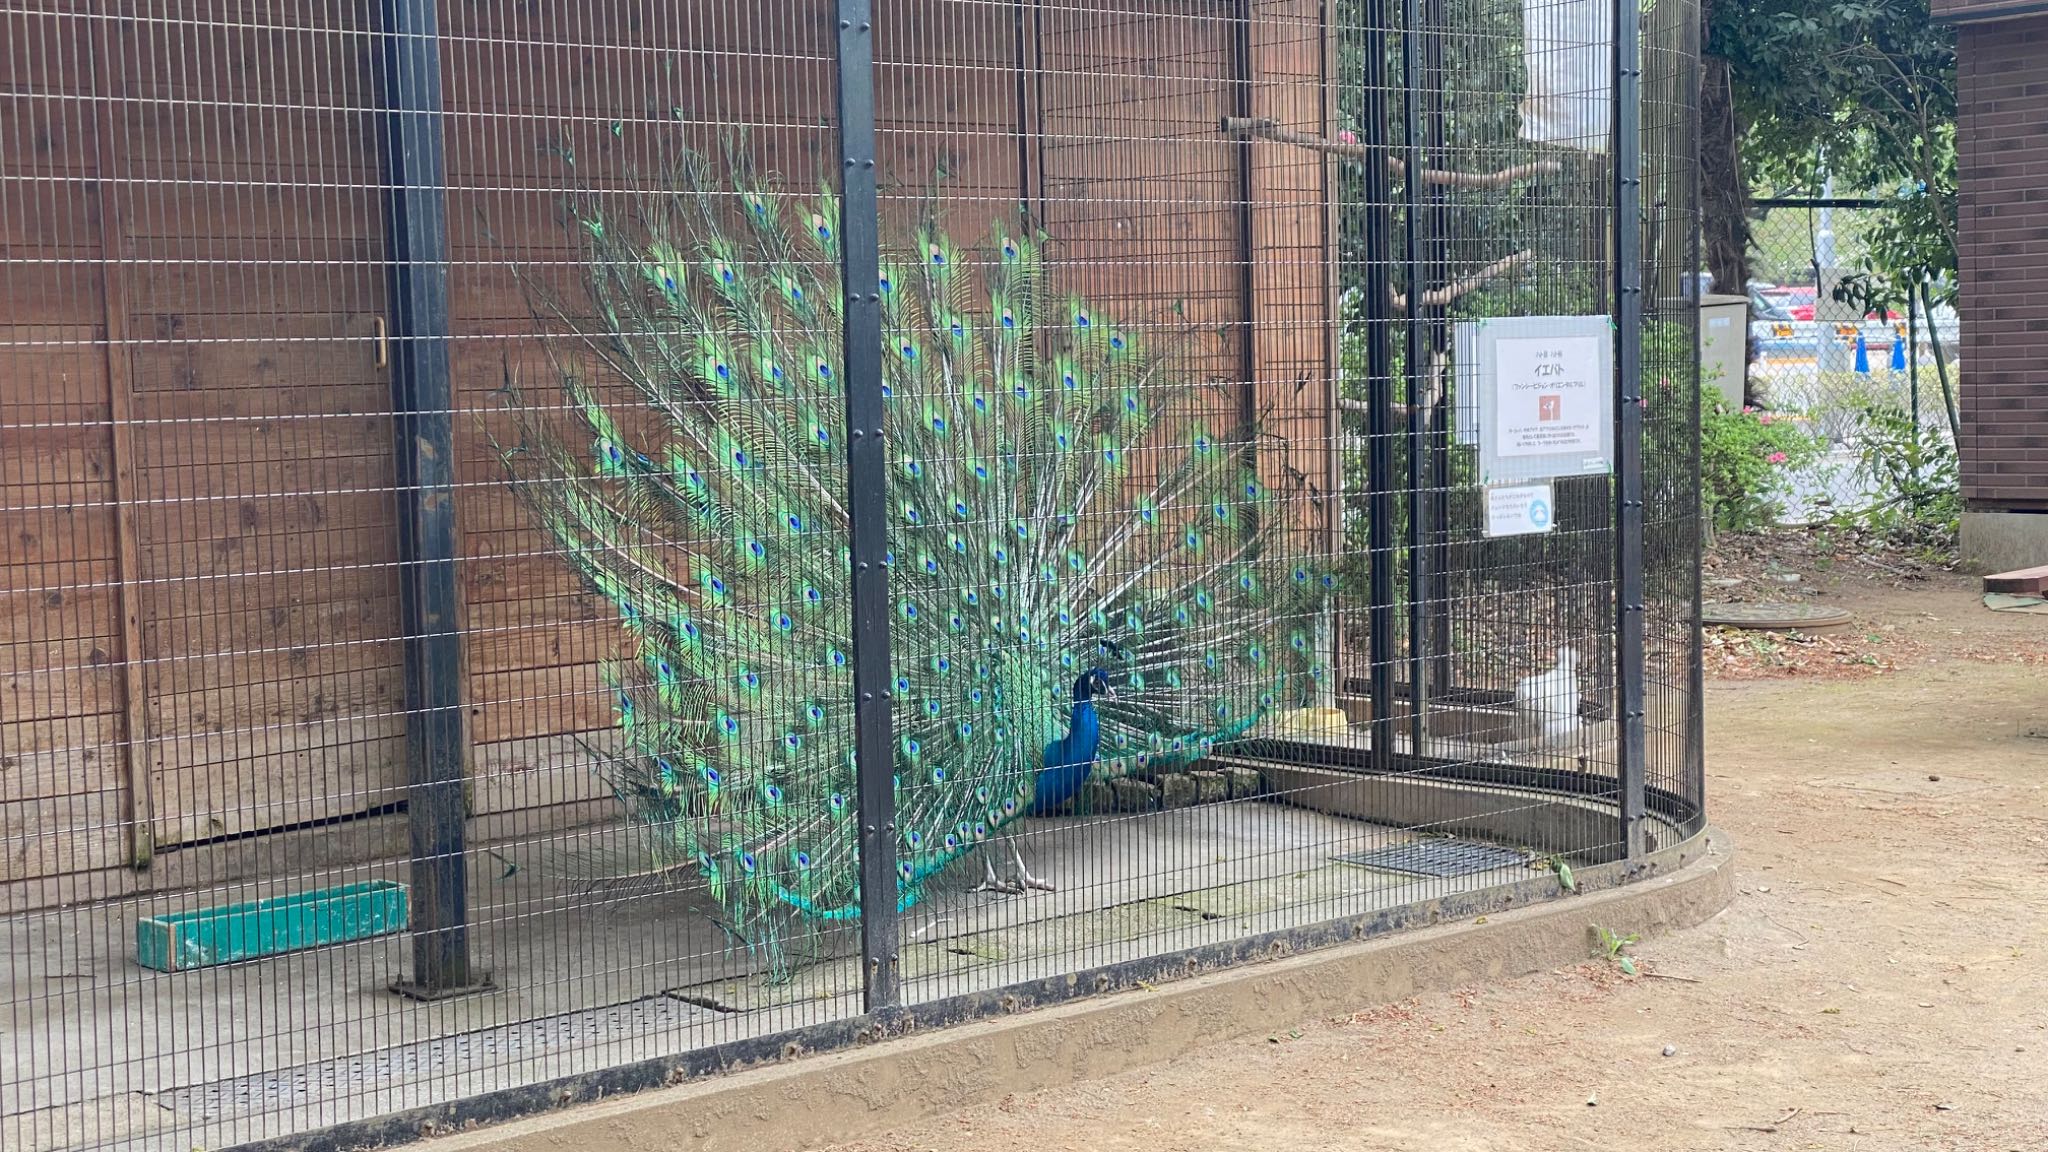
[1494,335,1604,458]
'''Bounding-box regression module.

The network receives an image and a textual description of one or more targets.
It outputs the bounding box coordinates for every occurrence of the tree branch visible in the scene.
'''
[1220,117,1563,189]
[1391,249,1535,314]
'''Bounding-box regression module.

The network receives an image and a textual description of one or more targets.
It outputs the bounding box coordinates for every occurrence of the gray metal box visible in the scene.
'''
[1699,293,1750,408]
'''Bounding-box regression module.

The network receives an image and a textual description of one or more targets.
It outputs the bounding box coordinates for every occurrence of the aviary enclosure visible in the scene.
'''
[0,2,1701,1148]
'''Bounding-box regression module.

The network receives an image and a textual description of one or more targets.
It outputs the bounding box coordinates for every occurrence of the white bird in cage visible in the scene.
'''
[1514,646,1584,747]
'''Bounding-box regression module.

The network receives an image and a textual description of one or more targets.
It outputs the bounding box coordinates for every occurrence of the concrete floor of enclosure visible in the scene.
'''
[1,736,1647,1152]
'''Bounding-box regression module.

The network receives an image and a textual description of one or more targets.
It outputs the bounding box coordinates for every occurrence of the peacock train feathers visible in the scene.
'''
[496,143,1334,965]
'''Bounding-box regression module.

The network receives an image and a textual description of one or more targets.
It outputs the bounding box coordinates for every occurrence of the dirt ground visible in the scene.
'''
[826,548,2048,1152]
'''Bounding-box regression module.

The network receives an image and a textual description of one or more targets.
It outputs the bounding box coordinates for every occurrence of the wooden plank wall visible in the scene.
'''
[1034,0,1335,546]
[1,2,132,890]
[0,0,1333,904]
[112,4,403,851]
[1037,2,1245,411]
[442,2,849,822]
[1248,0,1339,549]
[2,3,400,901]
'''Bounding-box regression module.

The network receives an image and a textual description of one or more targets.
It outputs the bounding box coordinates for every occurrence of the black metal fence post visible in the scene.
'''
[1425,0,1458,701]
[1399,0,1429,757]
[1232,0,1260,433]
[833,0,901,1013]
[1420,0,1454,704]
[1361,0,1398,770]
[378,0,478,998]
[1612,0,1648,859]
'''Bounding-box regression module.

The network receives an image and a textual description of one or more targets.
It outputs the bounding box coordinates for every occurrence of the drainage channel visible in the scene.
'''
[157,991,725,1120]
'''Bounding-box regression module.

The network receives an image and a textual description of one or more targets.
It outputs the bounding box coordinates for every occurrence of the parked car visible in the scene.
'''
[1750,281,1912,358]
[1773,286,1818,321]
[1754,282,1900,325]
[1749,285,1796,321]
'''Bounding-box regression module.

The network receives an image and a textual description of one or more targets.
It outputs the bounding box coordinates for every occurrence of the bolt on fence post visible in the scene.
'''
[832,0,902,1013]
[1611,0,1648,860]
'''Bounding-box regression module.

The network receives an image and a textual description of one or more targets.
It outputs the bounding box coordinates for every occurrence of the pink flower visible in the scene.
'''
[1757,413,1775,425]
[1742,405,1755,414]
[1766,451,1789,464]
[1337,129,1359,146]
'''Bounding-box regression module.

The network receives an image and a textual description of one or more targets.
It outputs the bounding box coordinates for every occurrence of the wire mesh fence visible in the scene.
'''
[0,3,1701,1150]
[1742,199,1960,522]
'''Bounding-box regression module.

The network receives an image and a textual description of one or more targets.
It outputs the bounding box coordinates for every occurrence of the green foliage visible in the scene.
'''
[1699,395,1826,534]
[1834,177,1957,314]
[1708,0,1955,209]
[1747,206,1877,286]
[1707,0,1957,402]
[1836,401,1959,552]
[1593,924,1641,975]
[1551,856,1577,893]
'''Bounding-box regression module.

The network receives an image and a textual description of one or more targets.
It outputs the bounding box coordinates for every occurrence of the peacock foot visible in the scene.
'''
[971,856,1026,896]
[970,842,1057,896]
[1007,840,1056,893]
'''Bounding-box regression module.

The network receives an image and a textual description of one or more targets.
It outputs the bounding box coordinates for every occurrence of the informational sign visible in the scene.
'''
[1463,315,1615,485]
[1493,333,1605,457]
[1485,483,1556,538]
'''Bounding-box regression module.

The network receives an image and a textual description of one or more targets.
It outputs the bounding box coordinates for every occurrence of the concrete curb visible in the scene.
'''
[426,826,1736,1152]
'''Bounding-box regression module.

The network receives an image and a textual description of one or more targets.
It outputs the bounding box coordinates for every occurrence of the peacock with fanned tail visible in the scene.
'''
[496,146,1335,966]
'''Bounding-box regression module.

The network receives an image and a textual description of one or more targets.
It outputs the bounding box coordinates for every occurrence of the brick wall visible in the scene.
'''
[1933,0,2048,20]
[1956,15,2048,511]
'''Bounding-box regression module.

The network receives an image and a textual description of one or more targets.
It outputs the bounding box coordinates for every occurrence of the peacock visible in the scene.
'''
[495,143,1336,967]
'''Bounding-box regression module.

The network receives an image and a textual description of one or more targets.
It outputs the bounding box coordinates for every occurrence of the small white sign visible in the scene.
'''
[1485,483,1556,538]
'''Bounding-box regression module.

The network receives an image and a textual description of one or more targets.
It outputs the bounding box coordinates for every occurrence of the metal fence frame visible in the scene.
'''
[0,2,1701,1148]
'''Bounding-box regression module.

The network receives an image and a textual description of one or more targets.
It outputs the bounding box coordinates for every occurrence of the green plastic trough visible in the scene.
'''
[135,880,410,972]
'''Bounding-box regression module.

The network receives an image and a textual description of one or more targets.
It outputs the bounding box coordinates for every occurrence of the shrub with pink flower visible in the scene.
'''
[1699,396,1827,533]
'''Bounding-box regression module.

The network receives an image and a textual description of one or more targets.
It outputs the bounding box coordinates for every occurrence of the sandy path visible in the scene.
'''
[826,576,2048,1152]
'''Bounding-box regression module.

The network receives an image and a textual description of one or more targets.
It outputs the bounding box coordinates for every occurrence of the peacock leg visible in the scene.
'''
[972,852,1025,896]
[1008,837,1056,893]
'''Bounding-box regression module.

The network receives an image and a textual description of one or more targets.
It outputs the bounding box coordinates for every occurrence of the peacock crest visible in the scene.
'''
[495,141,1334,968]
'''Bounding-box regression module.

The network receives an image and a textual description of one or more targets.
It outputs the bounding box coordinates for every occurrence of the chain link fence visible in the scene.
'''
[1740,199,1959,523]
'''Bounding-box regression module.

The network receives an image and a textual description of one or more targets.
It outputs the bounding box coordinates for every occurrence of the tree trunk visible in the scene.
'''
[1698,53,1748,295]
[1699,2,1755,404]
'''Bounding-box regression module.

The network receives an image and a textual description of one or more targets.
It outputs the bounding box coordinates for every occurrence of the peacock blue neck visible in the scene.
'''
[1031,670,1107,815]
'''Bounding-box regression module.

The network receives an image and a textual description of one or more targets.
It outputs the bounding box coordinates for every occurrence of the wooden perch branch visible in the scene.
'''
[1220,116,1563,189]
[1391,249,1534,314]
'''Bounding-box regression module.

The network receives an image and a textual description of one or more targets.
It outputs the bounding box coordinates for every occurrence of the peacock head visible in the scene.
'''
[1073,668,1112,702]
[1554,646,1580,670]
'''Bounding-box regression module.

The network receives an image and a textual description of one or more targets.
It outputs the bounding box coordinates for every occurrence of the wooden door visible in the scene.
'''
[100,5,406,851]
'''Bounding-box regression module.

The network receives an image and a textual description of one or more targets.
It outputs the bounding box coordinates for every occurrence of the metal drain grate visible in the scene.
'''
[160,992,712,1119]
[1332,839,1530,879]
